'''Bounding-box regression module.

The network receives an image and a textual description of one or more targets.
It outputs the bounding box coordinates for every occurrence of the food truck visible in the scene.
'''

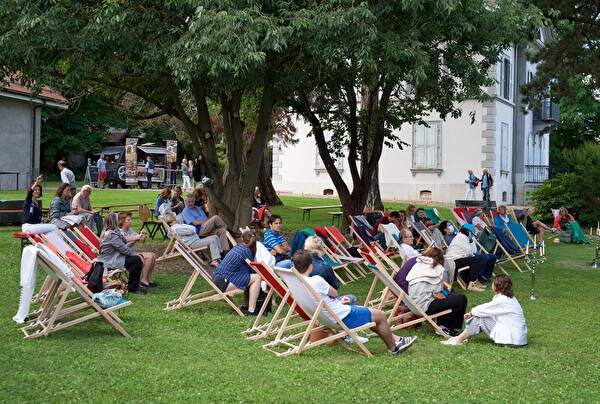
[90,139,177,188]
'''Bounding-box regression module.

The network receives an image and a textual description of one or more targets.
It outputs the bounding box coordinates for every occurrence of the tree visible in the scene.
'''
[288,0,543,227]
[41,93,128,170]
[0,1,370,229]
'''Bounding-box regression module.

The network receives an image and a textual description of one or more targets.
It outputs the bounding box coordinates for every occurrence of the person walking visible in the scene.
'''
[464,169,478,201]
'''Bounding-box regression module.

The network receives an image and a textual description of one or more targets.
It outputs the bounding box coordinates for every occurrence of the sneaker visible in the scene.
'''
[343,334,369,344]
[435,325,459,337]
[551,228,557,233]
[441,337,463,346]
[245,309,259,316]
[467,281,485,292]
[389,336,417,354]
[474,280,487,289]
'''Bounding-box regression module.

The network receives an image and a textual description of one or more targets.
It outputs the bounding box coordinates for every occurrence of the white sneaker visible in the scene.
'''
[467,281,485,292]
[343,334,369,344]
[441,337,463,346]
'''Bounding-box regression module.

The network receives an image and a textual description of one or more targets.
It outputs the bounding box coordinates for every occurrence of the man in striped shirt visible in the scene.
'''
[263,214,292,268]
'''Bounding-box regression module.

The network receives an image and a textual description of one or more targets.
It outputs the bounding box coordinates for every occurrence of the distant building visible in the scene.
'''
[273,30,559,205]
[0,76,68,190]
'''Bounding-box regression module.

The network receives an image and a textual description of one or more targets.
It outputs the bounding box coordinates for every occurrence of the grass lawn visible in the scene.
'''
[0,190,599,402]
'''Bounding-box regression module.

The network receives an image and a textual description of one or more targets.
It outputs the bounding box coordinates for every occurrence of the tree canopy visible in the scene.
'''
[288,0,544,223]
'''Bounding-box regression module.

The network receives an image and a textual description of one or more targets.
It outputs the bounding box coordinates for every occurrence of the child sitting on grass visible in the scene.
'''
[293,250,417,355]
[442,274,528,347]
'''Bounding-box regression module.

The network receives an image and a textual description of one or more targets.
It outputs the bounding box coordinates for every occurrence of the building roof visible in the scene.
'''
[0,75,68,108]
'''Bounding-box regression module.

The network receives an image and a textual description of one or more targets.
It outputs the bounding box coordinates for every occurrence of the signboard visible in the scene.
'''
[125,138,138,185]
[166,140,178,164]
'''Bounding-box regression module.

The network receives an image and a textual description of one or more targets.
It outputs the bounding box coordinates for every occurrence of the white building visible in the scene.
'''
[273,31,559,205]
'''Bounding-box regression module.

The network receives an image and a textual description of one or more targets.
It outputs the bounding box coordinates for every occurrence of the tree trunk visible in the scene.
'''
[259,147,282,206]
[366,165,384,211]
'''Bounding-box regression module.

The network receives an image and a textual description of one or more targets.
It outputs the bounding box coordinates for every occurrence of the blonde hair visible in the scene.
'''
[164,213,176,224]
[304,235,325,257]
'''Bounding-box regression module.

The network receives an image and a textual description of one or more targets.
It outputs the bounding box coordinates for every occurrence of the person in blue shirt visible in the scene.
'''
[155,186,172,217]
[493,205,514,232]
[182,194,230,252]
[481,168,493,201]
[263,214,292,268]
[212,231,262,315]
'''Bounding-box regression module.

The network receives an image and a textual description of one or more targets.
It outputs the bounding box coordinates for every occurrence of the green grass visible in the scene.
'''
[1,193,599,402]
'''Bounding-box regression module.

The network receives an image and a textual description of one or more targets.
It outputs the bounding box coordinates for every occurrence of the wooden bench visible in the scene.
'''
[298,205,342,221]
[97,203,153,215]
[327,211,343,226]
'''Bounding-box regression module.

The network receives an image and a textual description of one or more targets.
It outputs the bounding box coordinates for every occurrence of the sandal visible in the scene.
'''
[140,282,159,288]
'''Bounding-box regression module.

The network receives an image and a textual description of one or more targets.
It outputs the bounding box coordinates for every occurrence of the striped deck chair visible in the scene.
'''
[360,250,451,338]
[164,241,244,315]
[323,226,369,278]
[270,267,375,357]
[19,243,131,339]
[244,260,311,341]
[412,221,436,248]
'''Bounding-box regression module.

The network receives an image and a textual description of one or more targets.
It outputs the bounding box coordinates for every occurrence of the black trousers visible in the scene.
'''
[454,256,479,284]
[426,293,468,330]
[124,255,143,291]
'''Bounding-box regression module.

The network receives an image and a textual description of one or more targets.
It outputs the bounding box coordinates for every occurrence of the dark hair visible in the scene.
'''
[268,214,282,225]
[389,211,400,219]
[241,231,257,256]
[32,183,43,197]
[421,247,445,267]
[438,220,449,233]
[292,250,313,273]
[55,183,71,198]
[416,207,424,213]
[459,227,471,237]
[253,229,264,242]
[493,274,514,298]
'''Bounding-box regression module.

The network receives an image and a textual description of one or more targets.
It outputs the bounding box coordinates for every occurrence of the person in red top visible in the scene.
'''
[371,211,401,248]
[553,207,588,244]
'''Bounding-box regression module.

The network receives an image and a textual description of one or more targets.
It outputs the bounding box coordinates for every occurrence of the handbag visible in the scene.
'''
[92,289,123,309]
[393,305,420,329]
[83,261,104,293]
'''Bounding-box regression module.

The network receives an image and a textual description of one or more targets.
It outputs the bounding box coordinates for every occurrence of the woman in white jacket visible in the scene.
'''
[442,274,527,347]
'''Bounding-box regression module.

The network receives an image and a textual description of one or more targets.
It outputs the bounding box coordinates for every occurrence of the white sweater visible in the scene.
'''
[471,294,528,346]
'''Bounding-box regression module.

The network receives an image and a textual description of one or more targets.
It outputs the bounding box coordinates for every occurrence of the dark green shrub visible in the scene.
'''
[528,173,577,221]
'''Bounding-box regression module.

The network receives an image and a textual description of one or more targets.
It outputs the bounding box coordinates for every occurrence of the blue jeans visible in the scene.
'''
[482,187,490,201]
[146,172,153,189]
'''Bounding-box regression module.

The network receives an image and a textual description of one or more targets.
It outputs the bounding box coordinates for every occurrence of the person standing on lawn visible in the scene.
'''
[97,154,106,189]
[57,160,76,194]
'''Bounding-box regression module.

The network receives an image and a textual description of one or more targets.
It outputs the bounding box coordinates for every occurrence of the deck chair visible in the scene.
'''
[506,222,535,251]
[360,250,451,337]
[164,241,244,315]
[424,209,440,225]
[61,229,97,261]
[451,208,467,226]
[138,204,166,240]
[157,217,208,263]
[412,221,436,247]
[487,226,531,273]
[270,266,374,357]
[73,226,100,253]
[243,260,311,341]
[349,215,373,233]
[19,243,131,339]
[323,226,369,277]
[379,223,400,250]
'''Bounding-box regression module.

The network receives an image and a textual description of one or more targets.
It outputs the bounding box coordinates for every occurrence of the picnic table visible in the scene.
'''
[327,211,343,226]
[97,203,153,215]
[298,204,342,221]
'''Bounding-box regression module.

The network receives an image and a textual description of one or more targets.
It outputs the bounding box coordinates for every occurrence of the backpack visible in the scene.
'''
[83,261,105,293]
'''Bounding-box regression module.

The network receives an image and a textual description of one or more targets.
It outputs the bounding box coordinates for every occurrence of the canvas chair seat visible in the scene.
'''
[19,243,131,339]
[271,266,375,357]
[164,241,244,315]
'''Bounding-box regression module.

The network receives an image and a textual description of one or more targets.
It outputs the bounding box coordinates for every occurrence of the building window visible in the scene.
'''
[500,122,509,172]
[315,131,343,171]
[412,122,441,170]
[499,56,512,101]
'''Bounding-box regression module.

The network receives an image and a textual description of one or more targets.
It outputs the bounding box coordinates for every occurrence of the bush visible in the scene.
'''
[529,142,600,226]
[528,173,577,221]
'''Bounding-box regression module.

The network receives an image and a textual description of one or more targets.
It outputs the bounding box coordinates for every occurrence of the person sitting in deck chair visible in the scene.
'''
[553,207,588,244]
[263,214,292,268]
[119,211,157,287]
[371,211,402,249]
[292,250,417,355]
[212,231,263,315]
[399,228,421,259]
[164,213,222,267]
[493,205,514,233]
[518,207,555,242]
